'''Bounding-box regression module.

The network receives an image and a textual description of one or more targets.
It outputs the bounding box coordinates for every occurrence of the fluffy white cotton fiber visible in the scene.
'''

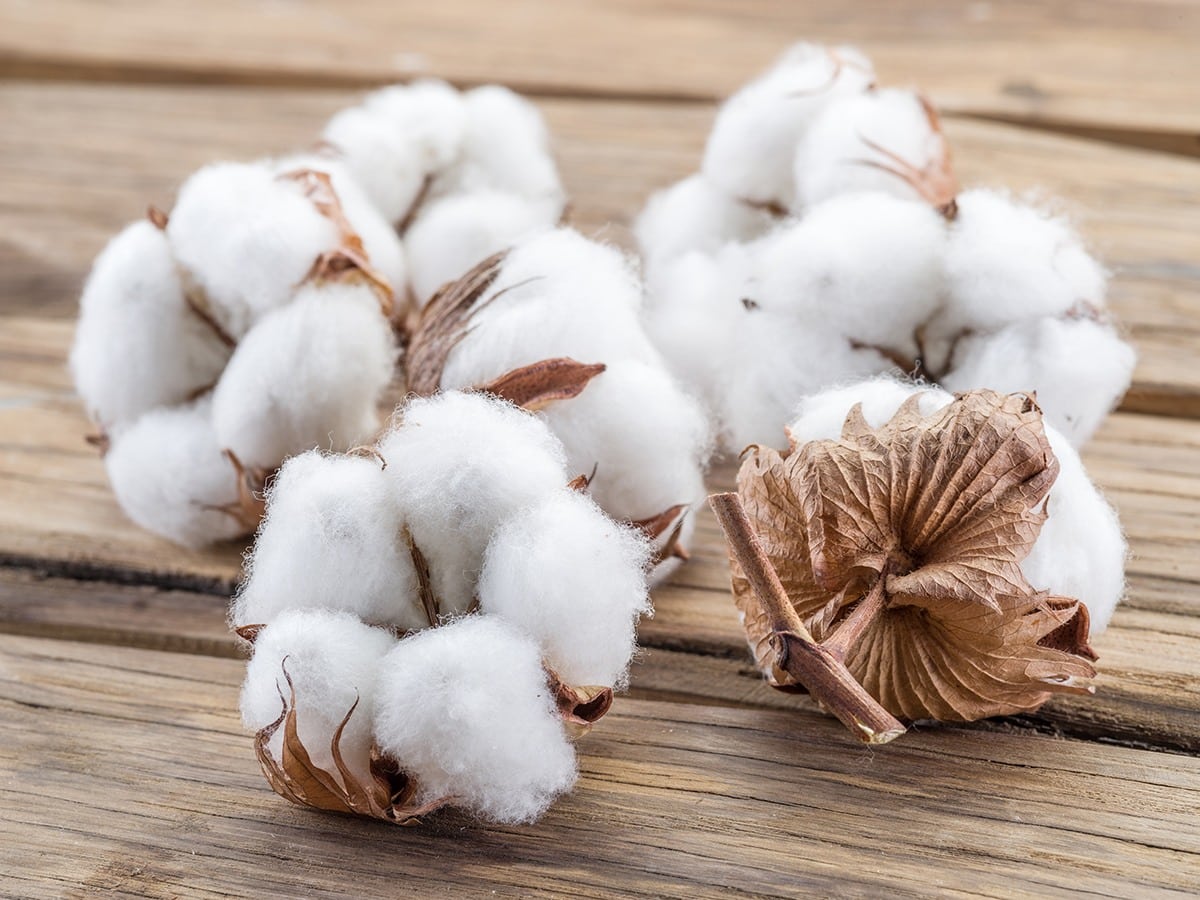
[372,615,578,824]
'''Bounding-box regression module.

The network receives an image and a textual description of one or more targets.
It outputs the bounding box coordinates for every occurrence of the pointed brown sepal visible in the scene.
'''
[474,358,607,411]
[85,430,111,457]
[302,247,396,319]
[630,503,691,568]
[146,205,169,230]
[854,93,959,218]
[223,449,271,531]
[545,666,614,739]
[235,623,264,644]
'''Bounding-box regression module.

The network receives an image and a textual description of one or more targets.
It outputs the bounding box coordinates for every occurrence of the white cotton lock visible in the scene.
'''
[233,451,428,633]
[479,490,652,688]
[372,615,577,824]
[378,392,568,614]
[786,377,1126,634]
[702,42,875,209]
[70,220,230,430]
[941,315,1137,448]
[240,609,397,787]
[104,397,248,547]
[751,192,946,358]
[321,80,468,225]
[794,88,949,210]
[635,174,777,268]
[405,189,558,305]
[211,281,395,471]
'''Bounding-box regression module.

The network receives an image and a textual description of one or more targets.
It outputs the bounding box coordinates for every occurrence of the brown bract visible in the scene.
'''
[722,390,1097,735]
[855,93,959,218]
[254,656,611,824]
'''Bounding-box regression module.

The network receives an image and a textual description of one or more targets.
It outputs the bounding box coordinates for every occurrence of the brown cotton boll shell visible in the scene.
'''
[731,390,1098,723]
[473,357,607,411]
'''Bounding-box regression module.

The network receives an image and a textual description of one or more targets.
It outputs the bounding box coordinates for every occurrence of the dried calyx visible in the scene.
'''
[713,389,1100,744]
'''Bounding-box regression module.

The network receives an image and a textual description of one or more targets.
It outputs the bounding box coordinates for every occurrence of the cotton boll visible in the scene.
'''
[405,190,558,305]
[211,281,394,471]
[941,316,1136,447]
[929,188,1109,367]
[1021,431,1126,634]
[703,43,875,209]
[167,161,340,338]
[241,609,397,786]
[443,86,565,207]
[752,193,946,358]
[321,80,468,225]
[271,153,409,295]
[378,392,568,613]
[795,88,948,210]
[104,397,247,547]
[233,451,427,632]
[372,615,577,823]
[479,490,651,687]
[70,220,230,429]
[635,174,777,267]
[787,376,952,444]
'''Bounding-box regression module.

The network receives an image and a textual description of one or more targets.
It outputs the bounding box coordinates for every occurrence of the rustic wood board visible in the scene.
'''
[2,635,1198,899]
[3,82,1198,408]
[2,0,1198,150]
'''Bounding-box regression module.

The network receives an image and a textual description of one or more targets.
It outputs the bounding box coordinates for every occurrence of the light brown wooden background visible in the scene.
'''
[1,2,1199,896]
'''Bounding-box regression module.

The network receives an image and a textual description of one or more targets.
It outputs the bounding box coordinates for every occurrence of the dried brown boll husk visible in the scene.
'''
[712,390,1098,744]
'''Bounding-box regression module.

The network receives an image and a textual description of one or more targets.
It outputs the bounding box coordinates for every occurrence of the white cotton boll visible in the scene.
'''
[241,609,397,786]
[703,43,875,209]
[643,244,757,419]
[378,392,568,613]
[211,281,394,471]
[635,174,777,267]
[752,193,946,358]
[787,377,1126,633]
[405,190,558,305]
[795,88,947,210]
[479,490,651,687]
[442,86,565,208]
[941,316,1136,447]
[787,376,952,444]
[931,188,1108,366]
[1022,431,1126,634]
[104,397,247,547]
[372,615,577,823]
[167,161,339,338]
[70,220,230,429]
[233,451,427,632]
[321,80,468,225]
[271,153,409,295]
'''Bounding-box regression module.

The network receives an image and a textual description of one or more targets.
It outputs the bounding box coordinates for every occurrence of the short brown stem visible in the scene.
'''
[709,492,906,745]
[820,568,889,663]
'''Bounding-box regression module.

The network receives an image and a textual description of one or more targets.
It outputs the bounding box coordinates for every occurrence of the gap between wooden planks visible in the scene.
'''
[1,634,1198,898]
[0,0,1197,154]
[2,83,1199,413]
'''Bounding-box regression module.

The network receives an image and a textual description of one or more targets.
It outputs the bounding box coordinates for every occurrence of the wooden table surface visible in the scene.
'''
[2,2,1199,897]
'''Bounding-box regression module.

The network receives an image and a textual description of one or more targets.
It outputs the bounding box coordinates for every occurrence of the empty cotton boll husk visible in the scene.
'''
[702,42,875,210]
[479,490,652,688]
[241,609,398,789]
[232,451,426,633]
[372,615,579,824]
[378,392,570,614]
[70,220,231,431]
[793,88,957,213]
[715,381,1118,740]
[104,397,249,547]
[211,281,395,471]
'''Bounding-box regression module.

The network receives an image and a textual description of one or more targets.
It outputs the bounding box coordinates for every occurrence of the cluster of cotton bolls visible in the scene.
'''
[787,377,1127,633]
[321,79,567,307]
[70,158,404,547]
[637,42,1136,452]
[410,227,711,574]
[235,390,653,824]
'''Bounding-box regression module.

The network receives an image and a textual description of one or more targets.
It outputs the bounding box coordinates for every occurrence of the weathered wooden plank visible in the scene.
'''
[3,83,1199,407]
[2,635,1198,898]
[1,0,1198,147]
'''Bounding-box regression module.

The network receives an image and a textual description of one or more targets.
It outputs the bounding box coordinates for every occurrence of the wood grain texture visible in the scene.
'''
[2,635,1198,899]
[1,0,1198,150]
[2,82,1199,408]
